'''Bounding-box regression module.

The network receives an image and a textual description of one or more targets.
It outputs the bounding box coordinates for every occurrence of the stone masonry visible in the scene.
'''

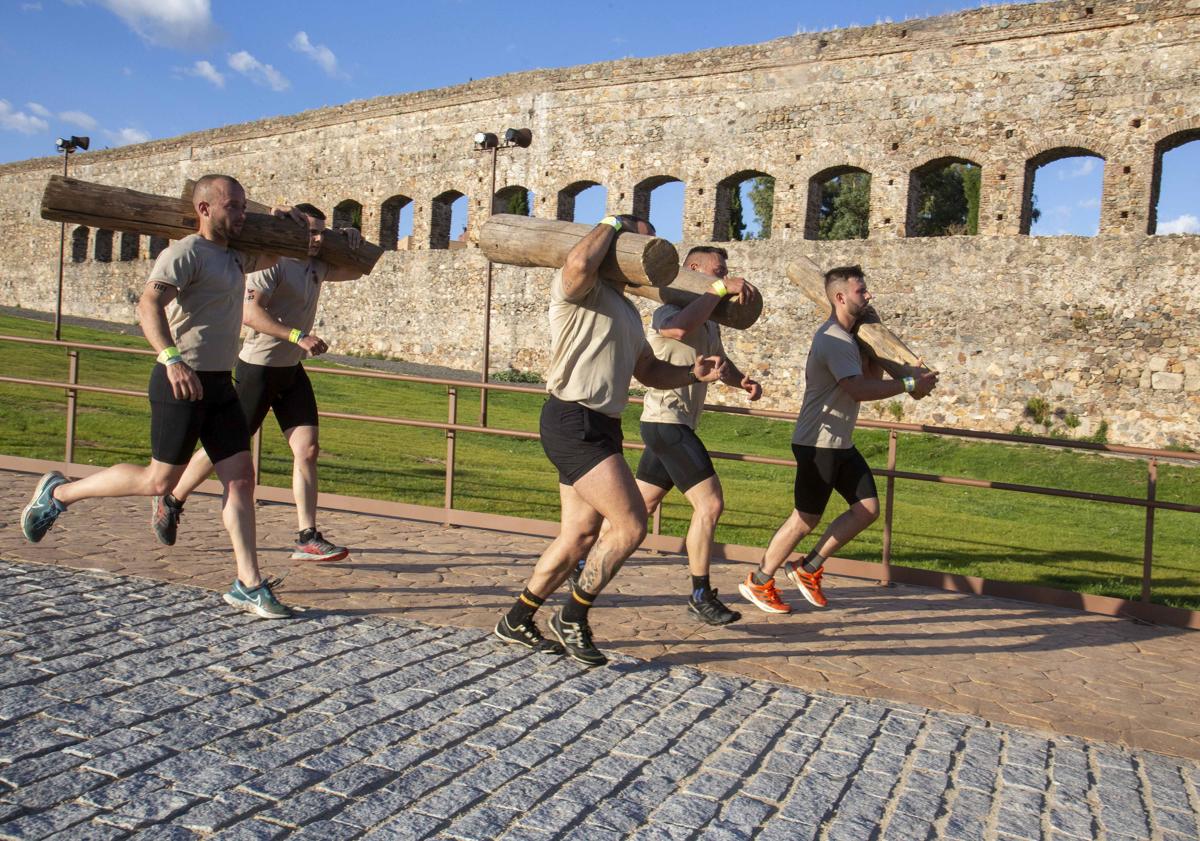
[0,0,1196,446]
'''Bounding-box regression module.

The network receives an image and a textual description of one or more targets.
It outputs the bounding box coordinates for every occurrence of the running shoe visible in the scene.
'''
[223,577,293,619]
[738,573,792,614]
[493,616,565,655]
[21,471,68,543]
[548,610,608,667]
[291,531,349,562]
[151,495,183,546]
[688,589,742,626]
[784,561,828,608]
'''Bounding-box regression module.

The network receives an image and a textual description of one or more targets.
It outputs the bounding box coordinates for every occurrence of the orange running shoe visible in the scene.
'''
[738,573,792,614]
[784,561,828,608]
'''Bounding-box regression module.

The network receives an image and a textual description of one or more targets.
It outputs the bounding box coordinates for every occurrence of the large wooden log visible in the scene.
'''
[786,258,930,374]
[41,176,383,274]
[478,214,678,287]
[624,267,763,331]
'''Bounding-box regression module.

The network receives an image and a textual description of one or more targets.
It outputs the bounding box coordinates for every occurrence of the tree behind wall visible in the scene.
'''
[818,173,871,240]
[506,190,530,216]
[914,163,980,236]
[748,177,774,239]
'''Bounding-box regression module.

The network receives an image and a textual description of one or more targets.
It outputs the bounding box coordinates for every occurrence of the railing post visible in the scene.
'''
[64,350,79,467]
[445,387,457,526]
[1141,458,1157,603]
[880,429,898,586]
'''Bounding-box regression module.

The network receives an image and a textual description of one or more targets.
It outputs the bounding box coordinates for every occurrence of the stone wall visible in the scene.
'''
[0,0,1196,446]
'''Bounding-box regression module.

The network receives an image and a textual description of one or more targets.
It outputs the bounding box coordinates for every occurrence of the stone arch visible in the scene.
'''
[632,174,683,238]
[430,189,466,250]
[556,180,604,222]
[1149,125,1200,235]
[713,169,773,242]
[493,184,532,216]
[379,194,414,250]
[906,155,982,237]
[119,232,140,261]
[333,199,363,231]
[70,226,88,263]
[805,165,872,241]
[94,229,113,263]
[1020,144,1106,235]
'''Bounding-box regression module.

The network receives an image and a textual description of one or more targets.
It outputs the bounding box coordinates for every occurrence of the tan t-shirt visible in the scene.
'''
[546,269,649,418]
[792,318,864,449]
[239,258,332,367]
[148,234,267,372]
[640,304,724,429]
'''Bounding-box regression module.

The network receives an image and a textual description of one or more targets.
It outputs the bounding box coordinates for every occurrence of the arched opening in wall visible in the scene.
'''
[494,185,533,216]
[379,195,414,250]
[119,232,139,261]
[94,229,113,263]
[430,190,467,250]
[1149,131,1200,235]
[1021,148,1104,236]
[148,236,169,260]
[633,176,684,242]
[805,167,872,240]
[906,157,981,237]
[556,181,607,223]
[713,171,774,242]
[70,226,88,263]
[333,199,363,232]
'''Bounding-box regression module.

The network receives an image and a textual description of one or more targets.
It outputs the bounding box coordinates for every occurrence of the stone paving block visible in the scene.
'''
[206,818,289,840]
[98,789,203,831]
[239,765,326,801]
[0,801,99,841]
[79,769,169,809]
[317,761,398,798]
[413,782,487,821]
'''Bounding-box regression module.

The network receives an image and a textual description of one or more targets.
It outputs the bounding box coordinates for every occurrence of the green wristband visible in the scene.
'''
[157,346,181,365]
[599,215,622,232]
[288,328,305,344]
[710,279,729,297]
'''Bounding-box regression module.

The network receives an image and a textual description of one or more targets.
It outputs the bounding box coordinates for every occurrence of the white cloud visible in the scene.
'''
[0,100,49,134]
[60,110,98,130]
[97,0,219,49]
[1058,157,1100,179]
[186,59,225,88]
[228,51,289,91]
[26,102,52,118]
[1158,213,1200,235]
[290,31,345,79]
[21,2,42,10]
[105,127,150,146]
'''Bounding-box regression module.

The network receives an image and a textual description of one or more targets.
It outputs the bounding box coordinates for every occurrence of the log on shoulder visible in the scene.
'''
[41,176,383,274]
[624,267,763,331]
[785,258,929,374]
[478,214,678,288]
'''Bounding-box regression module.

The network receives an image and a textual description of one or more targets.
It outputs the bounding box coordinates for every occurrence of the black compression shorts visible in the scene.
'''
[148,365,250,466]
[539,396,624,486]
[636,421,717,494]
[233,361,319,434]
[791,444,878,517]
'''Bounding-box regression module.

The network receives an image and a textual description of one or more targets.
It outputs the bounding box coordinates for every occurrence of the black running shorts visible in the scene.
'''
[636,421,717,494]
[233,361,319,434]
[149,365,250,466]
[539,396,624,486]
[791,444,878,517]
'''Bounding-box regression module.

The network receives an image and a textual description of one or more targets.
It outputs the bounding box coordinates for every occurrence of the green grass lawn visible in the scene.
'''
[2,312,1197,608]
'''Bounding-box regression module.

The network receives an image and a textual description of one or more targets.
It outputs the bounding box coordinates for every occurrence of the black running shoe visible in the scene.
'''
[688,588,742,626]
[151,495,183,546]
[548,610,608,667]
[494,617,565,655]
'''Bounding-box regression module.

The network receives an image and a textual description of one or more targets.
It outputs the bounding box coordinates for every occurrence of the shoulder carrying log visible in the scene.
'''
[624,267,763,331]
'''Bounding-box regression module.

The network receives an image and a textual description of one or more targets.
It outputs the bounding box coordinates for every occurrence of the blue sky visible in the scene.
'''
[3,0,1196,238]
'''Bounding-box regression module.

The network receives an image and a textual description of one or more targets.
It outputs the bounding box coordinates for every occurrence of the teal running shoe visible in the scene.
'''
[223,577,293,619]
[21,471,68,543]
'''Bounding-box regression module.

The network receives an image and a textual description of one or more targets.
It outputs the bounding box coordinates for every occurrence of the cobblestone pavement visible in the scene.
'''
[2,560,1198,841]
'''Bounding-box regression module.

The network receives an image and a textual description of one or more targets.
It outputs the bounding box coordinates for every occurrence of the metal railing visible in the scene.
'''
[2,332,1198,628]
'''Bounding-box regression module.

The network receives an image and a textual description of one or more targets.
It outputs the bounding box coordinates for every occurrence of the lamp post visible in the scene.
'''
[473,127,532,426]
[53,135,89,340]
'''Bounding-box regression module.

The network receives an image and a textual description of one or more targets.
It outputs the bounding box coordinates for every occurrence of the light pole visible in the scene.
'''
[473,127,532,426]
[53,135,89,340]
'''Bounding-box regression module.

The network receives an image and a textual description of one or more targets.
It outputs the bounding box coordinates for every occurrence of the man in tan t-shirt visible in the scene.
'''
[21,174,308,619]
[152,203,364,564]
[739,264,937,614]
[495,214,725,667]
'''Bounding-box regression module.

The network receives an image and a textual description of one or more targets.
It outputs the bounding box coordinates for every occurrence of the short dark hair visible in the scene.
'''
[192,174,241,205]
[615,213,654,235]
[824,265,865,289]
[293,203,326,220]
[684,245,728,264]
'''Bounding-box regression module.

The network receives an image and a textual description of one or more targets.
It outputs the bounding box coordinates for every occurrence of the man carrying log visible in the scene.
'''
[150,203,364,564]
[626,246,762,625]
[495,215,725,666]
[21,174,308,619]
[740,265,937,614]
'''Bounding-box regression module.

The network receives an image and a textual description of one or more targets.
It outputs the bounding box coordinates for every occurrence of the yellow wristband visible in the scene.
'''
[599,215,622,233]
[288,328,305,344]
[157,346,181,365]
[710,279,729,297]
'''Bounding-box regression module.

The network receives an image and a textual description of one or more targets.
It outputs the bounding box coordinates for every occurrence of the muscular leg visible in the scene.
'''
[570,455,648,596]
[212,451,261,588]
[524,483,604,598]
[168,448,215,504]
[284,424,319,532]
[806,498,880,565]
[54,459,187,505]
[680,475,723,578]
[759,508,823,576]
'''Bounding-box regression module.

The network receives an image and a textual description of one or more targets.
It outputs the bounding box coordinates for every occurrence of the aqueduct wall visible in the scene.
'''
[0,0,1197,446]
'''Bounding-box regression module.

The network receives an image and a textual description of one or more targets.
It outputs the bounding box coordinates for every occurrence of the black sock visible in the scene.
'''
[802,551,826,573]
[298,527,317,544]
[751,568,772,586]
[560,583,598,624]
[165,493,183,509]
[691,574,711,601]
[506,588,545,628]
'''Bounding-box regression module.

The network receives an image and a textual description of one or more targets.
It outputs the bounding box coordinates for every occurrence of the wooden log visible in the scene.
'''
[40,176,383,274]
[623,267,763,331]
[478,214,678,287]
[786,258,930,375]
